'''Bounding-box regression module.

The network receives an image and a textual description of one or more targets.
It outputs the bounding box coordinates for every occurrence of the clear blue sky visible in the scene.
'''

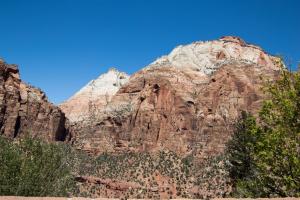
[0,0,299,104]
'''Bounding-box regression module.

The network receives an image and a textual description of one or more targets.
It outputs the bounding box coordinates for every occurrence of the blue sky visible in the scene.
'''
[0,0,299,104]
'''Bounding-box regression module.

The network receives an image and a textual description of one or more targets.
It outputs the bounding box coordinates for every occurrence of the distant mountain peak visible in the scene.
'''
[72,68,129,100]
[60,68,130,122]
[147,36,277,75]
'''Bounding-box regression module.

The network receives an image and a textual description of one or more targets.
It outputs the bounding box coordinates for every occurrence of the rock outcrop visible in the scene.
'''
[68,36,280,157]
[0,60,70,141]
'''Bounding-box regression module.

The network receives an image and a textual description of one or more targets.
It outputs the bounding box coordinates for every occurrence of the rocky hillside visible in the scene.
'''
[0,60,70,141]
[60,68,129,122]
[65,36,280,156]
[59,36,282,199]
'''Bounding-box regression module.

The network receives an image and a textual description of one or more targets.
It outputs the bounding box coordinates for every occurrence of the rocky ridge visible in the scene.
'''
[148,36,277,74]
[0,60,70,141]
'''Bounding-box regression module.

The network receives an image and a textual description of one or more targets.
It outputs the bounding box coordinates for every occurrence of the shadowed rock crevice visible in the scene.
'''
[13,115,21,138]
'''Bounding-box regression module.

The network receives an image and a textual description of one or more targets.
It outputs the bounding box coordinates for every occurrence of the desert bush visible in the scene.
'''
[0,136,75,197]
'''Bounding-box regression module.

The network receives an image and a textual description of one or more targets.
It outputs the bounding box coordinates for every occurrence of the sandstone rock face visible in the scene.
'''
[0,60,69,141]
[60,68,129,123]
[69,36,280,157]
[148,36,277,75]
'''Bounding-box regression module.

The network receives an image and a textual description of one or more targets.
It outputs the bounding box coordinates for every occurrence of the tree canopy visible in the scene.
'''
[226,64,300,197]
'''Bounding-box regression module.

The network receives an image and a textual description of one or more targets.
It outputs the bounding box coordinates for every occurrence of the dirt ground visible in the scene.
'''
[0,197,299,200]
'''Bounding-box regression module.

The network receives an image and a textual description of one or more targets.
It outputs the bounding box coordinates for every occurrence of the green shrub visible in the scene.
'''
[0,136,75,197]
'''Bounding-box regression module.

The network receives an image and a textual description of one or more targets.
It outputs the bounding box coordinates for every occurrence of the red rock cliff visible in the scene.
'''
[0,60,70,141]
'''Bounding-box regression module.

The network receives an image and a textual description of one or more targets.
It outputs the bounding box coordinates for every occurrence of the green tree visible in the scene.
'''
[254,68,300,197]
[227,64,300,197]
[0,136,75,197]
[226,111,259,184]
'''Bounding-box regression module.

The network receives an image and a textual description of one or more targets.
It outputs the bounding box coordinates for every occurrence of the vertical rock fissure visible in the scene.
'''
[55,116,68,141]
[13,116,21,138]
